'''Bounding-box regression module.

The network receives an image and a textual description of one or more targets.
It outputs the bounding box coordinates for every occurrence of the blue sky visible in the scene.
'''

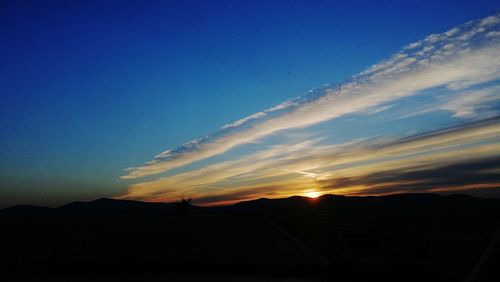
[1,0,500,207]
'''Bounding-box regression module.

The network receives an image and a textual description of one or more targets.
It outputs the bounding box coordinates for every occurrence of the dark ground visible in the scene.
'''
[1,193,499,281]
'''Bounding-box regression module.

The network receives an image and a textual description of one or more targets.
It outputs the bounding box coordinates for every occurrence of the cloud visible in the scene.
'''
[117,117,500,205]
[397,84,500,120]
[438,85,500,118]
[117,139,323,201]
[122,13,500,180]
[318,156,500,197]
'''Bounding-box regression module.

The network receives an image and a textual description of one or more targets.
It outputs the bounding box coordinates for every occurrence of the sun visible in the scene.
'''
[305,191,321,198]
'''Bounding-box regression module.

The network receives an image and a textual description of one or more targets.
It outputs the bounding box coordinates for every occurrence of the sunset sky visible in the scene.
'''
[1,0,499,207]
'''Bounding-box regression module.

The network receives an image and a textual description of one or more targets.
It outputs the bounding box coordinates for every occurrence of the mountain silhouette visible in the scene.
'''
[1,193,499,282]
[1,193,498,217]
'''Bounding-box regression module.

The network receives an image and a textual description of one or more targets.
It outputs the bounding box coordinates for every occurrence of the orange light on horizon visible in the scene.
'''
[305,191,321,198]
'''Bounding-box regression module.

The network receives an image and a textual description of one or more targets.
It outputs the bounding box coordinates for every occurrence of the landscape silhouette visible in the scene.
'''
[1,193,499,281]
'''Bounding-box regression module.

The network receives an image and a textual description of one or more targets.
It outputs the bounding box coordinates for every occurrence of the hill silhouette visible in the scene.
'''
[1,193,499,281]
[2,193,497,217]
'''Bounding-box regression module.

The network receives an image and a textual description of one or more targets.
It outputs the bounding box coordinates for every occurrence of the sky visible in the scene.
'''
[1,0,500,207]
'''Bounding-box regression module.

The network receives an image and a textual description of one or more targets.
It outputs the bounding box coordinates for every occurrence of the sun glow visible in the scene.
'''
[305,191,321,198]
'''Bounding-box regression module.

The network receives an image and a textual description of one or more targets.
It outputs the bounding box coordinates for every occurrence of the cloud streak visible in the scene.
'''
[118,117,500,205]
[319,156,500,197]
[123,14,500,180]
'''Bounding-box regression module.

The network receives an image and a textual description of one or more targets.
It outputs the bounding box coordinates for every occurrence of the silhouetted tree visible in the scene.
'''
[177,196,192,214]
[181,196,192,205]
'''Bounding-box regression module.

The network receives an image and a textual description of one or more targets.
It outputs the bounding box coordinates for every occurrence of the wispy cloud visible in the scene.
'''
[401,84,500,119]
[123,14,500,180]
[439,85,500,118]
[118,117,500,205]
[319,157,500,197]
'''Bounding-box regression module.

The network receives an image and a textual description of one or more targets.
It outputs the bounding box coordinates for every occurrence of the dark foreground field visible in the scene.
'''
[1,193,499,281]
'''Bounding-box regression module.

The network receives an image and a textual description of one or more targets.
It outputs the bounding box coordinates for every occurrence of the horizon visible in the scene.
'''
[2,191,494,210]
[1,1,500,208]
